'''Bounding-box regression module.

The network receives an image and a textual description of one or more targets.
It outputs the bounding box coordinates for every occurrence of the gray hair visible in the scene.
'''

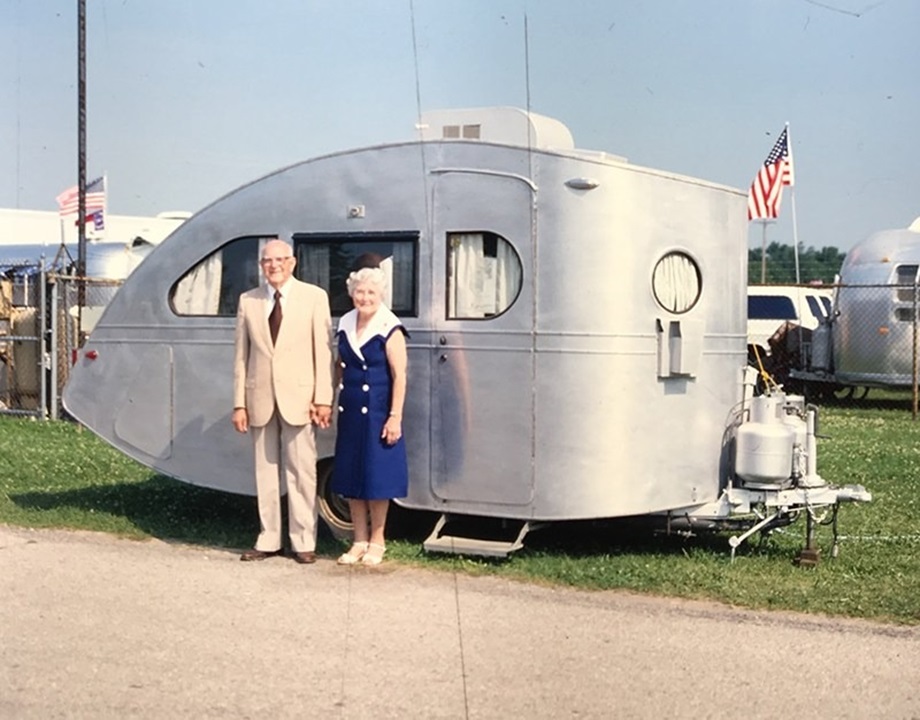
[346,266,388,297]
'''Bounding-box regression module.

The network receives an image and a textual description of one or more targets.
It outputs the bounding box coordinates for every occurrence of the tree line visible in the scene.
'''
[749,242,846,285]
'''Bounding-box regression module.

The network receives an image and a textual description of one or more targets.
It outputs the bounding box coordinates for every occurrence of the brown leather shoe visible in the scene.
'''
[292,551,317,565]
[240,548,281,562]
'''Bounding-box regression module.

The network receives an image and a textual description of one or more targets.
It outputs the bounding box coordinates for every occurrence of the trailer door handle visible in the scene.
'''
[439,354,447,363]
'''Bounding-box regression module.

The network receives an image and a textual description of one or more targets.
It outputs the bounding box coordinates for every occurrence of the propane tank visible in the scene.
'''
[810,321,832,372]
[735,394,795,488]
[782,395,807,480]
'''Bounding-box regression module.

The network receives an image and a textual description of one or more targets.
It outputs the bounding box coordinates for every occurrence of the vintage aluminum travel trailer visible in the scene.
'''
[0,238,155,277]
[785,220,920,398]
[62,107,870,558]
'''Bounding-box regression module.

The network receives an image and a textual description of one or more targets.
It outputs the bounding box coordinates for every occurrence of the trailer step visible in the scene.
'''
[423,514,532,558]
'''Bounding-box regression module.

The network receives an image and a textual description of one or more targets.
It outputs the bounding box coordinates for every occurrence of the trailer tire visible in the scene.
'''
[833,386,855,401]
[316,458,353,541]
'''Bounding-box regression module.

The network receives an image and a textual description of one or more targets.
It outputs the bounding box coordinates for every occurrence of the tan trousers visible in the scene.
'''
[251,409,318,553]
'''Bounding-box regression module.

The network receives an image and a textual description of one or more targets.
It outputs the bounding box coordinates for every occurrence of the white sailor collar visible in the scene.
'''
[337,305,403,360]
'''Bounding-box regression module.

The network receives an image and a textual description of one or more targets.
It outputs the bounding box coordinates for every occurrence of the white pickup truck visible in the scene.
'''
[747,285,834,353]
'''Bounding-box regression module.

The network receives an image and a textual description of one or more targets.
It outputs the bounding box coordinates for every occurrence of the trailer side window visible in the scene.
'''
[446,232,522,320]
[652,251,701,314]
[170,236,265,316]
[292,232,418,317]
[895,265,919,302]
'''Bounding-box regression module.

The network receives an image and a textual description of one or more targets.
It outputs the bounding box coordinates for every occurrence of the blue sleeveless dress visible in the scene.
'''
[331,309,409,500]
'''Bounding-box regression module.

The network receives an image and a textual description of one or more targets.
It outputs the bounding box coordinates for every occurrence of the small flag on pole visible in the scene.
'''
[56,175,106,217]
[73,210,106,236]
[747,127,794,220]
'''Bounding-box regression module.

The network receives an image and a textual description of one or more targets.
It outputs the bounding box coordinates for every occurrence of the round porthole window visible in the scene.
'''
[652,251,701,314]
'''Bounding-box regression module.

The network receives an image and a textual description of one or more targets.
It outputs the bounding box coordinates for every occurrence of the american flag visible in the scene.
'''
[747,128,794,220]
[56,175,106,217]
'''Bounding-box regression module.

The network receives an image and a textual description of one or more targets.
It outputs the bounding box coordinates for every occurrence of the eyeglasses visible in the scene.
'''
[260,256,293,265]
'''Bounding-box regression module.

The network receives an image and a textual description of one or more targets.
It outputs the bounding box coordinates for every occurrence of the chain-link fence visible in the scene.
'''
[0,268,122,420]
[752,282,920,415]
[0,262,45,417]
[3,270,920,419]
[50,274,124,417]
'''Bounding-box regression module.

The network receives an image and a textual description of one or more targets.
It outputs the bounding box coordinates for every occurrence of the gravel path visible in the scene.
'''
[2,525,918,719]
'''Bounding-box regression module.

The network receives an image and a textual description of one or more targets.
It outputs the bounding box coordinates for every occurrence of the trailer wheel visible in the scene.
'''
[316,458,353,540]
[832,385,855,401]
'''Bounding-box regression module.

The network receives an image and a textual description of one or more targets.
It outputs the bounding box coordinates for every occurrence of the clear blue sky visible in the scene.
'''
[2,0,917,251]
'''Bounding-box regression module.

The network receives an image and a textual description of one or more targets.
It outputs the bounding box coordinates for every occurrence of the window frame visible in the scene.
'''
[292,230,420,318]
[651,250,703,315]
[169,235,265,318]
[444,230,524,321]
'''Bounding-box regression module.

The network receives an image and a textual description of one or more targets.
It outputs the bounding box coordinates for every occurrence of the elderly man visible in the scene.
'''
[232,238,333,564]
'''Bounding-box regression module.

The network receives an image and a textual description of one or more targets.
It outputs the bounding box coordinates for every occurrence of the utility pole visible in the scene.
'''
[77,0,87,336]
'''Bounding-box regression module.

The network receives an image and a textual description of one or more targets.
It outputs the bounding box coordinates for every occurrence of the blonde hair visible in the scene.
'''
[346,266,388,297]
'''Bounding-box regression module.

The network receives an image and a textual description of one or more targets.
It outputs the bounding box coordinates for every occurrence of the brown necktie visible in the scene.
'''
[269,290,282,345]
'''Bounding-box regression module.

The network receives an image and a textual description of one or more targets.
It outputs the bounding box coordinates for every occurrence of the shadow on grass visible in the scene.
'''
[10,475,262,551]
[10,475,431,556]
[520,517,805,560]
[9,476,812,562]
[393,512,809,565]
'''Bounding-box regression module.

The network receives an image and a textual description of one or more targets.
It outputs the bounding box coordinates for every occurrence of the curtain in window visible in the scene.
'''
[173,251,222,315]
[297,244,330,289]
[448,233,521,318]
[378,257,395,308]
[496,239,521,313]
[449,233,483,317]
[389,242,414,311]
[653,253,699,314]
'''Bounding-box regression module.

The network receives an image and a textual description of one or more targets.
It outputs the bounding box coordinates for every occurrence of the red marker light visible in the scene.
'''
[85,349,99,360]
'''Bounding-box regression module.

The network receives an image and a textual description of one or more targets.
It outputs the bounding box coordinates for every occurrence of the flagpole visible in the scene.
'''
[760,220,769,283]
[786,122,801,284]
[101,171,108,239]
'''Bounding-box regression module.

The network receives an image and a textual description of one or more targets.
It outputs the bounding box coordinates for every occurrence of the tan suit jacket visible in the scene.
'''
[233,279,334,427]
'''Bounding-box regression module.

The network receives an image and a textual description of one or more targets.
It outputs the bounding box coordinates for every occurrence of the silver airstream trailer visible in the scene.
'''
[822,222,920,387]
[62,107,870,556]
[784,220,920,398]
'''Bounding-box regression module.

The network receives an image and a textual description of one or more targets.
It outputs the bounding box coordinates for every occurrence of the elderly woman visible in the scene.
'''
[332,265,409,565]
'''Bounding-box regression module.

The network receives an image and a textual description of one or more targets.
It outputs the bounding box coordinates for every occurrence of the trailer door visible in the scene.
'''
[430,171,535,506]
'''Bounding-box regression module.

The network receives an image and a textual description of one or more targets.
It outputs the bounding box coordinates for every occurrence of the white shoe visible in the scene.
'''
[361,543,386,566]
[336,542,368,565]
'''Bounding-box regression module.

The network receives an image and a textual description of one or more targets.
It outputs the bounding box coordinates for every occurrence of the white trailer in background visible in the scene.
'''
[0,208,190,248]
[62,107,870,559]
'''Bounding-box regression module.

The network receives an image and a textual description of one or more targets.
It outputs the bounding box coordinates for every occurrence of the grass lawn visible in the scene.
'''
[1,398,919,625]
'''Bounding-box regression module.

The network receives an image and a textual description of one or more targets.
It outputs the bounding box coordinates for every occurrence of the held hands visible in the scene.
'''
[382,415,402,445]
[311,404,332,429]
[232,407,249,434]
